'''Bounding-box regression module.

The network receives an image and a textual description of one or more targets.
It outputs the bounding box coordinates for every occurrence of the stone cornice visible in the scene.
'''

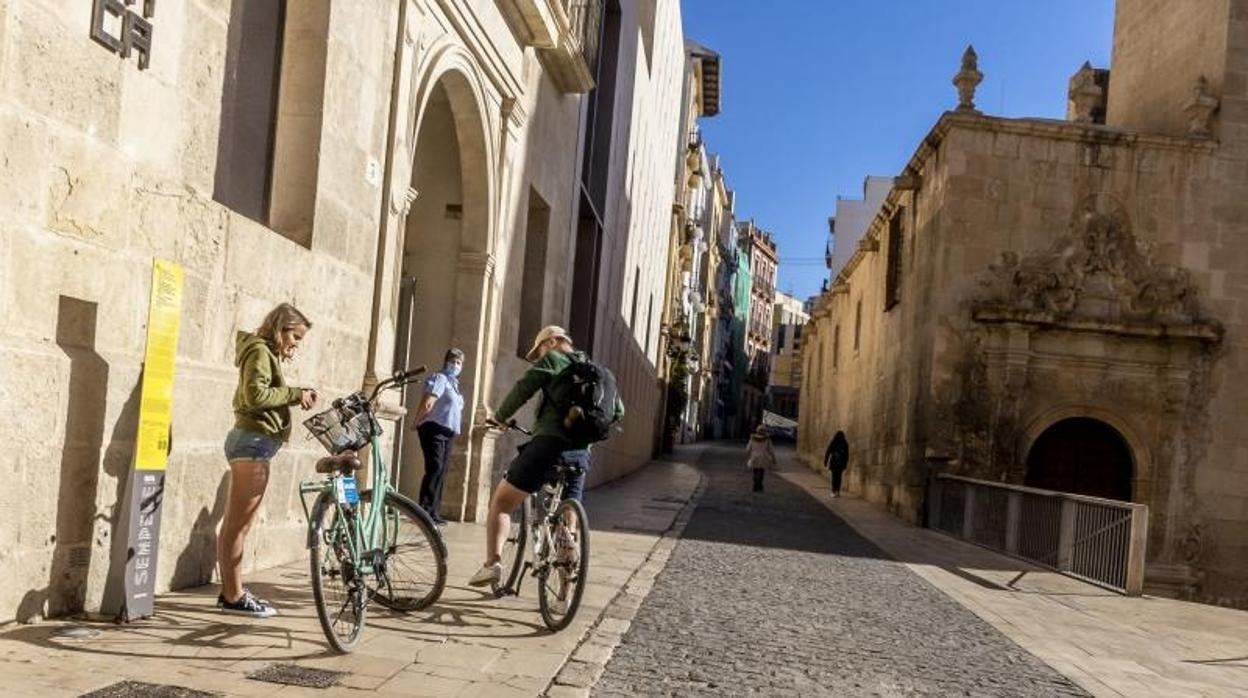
[832,110,1219,290]
[972,308,1222,342]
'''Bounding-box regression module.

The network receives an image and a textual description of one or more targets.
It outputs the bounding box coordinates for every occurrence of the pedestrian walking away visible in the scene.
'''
[825,430,849,497]
[468,325,624,588]
[746,425,776,492]
[411,348,466,526]
[218,303,317,618]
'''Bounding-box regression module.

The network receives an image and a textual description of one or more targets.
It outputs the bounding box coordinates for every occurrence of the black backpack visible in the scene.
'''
[545,355,619,444]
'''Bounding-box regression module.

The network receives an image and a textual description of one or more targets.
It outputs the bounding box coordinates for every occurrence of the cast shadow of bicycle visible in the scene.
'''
[5,573,546,663]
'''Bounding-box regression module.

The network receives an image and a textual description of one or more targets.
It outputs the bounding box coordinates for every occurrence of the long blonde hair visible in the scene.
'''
[256,303,312,350]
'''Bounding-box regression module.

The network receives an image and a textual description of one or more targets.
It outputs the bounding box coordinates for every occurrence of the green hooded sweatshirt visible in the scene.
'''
[233,331,303,442]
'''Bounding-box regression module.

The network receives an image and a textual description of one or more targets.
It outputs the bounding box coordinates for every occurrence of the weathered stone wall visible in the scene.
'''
[0,0,399,621]
[1106,0,1232,137]
[801,108,1248,605]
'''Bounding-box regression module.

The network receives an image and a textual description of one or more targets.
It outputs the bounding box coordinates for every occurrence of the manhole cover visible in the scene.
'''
[246,664,345,688]
[53,626,101,640]
[81,681,218,697]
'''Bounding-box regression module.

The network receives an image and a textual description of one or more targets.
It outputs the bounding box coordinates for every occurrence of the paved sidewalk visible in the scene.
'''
[776,448,1248,698]
[0,453,704,697]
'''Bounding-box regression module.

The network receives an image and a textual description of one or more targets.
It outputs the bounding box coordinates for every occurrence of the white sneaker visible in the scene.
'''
[554,527,578,565]
[467,562,502,587]
[550,573,570,615]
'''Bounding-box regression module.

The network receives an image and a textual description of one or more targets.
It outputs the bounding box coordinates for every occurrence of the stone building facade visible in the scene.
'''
[659,40,720,447]
[706,173,740,439]
[0,0,689,622]
[576,0,687,473]
[738,219,777,433]
[768,291,808,419]
[800,0,1248,606]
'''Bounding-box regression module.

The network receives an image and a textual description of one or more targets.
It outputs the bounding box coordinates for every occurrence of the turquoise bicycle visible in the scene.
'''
[301,368,447,653]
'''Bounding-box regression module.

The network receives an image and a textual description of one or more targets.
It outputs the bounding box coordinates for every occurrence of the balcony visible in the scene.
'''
[497,0,560,47]
[498,0,602,93]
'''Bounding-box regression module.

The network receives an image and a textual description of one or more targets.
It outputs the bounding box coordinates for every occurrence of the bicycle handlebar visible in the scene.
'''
[485,418,532,436]
[366,365,427,402]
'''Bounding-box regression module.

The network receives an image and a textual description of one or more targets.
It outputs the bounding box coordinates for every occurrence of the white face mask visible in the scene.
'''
[445,362,462,378]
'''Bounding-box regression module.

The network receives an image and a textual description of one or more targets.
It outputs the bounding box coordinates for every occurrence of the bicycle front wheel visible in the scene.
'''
[538,498,589,631]
[494,496,530,598]
[309,491,367,653]
[365,489,447,612]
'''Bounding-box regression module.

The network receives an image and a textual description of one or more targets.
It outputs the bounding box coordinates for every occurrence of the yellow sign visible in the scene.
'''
[135,259,184,470]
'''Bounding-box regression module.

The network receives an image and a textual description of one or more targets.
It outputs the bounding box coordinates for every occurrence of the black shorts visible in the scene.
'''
[504,435,590,500]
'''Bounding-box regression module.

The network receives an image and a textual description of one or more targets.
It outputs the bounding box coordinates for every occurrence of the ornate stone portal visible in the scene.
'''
[935,196,1222,592]
[974,197,1215,330]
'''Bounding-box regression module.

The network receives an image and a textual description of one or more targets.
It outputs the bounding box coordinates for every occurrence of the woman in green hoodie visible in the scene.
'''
[218,303,317,618]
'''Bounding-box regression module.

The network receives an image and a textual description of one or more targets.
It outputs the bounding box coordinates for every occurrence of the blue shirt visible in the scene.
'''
[417,370,464,434]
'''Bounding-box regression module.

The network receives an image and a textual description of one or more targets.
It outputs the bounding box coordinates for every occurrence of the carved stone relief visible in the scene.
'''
[974,196,1215,329]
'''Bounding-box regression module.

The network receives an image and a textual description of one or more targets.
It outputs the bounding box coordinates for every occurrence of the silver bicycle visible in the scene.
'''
[489,421,590,632]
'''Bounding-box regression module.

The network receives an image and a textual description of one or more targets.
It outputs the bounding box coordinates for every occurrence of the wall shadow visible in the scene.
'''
[17,298,110,622]
[170,473,230,591]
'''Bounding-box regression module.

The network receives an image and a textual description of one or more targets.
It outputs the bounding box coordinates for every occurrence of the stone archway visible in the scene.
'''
[393,67,494,520]
[1025,417,1134,501]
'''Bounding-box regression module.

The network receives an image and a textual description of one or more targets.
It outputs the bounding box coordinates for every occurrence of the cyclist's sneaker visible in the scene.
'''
[554,527,578,565]
[467,561,502,587]
[549,573,570,615]
[217,590,277,618]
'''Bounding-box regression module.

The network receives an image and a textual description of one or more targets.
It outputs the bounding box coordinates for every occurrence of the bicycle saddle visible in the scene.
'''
[315,452,362,475]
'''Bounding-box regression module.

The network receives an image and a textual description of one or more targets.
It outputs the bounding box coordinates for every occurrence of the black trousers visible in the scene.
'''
[831,467,844,494]
[752,468,765,492]
[417,422,455,518]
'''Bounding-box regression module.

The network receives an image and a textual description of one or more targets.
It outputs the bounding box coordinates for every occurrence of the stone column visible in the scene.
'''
[439,250,495,521]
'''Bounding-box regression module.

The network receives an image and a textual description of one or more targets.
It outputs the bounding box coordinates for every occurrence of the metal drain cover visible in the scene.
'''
[246,663,345,688]
[53,626,101,640]
[81,680,217,697]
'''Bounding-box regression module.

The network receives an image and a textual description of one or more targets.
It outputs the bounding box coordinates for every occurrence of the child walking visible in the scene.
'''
[746,425,776,492]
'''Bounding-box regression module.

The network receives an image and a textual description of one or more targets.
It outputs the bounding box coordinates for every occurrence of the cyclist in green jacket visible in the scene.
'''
[468,326,623,587]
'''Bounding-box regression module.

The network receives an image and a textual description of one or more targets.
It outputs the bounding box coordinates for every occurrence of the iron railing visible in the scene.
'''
[928,474,1148,595]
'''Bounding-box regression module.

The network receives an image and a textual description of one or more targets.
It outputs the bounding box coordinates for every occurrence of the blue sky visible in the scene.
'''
[681,0,1116,301]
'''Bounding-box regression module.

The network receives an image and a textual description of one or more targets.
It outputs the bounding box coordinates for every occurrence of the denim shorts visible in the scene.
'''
[224,428,282,462]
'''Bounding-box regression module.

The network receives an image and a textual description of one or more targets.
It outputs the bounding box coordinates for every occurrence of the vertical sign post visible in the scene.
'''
[120,258,183,621]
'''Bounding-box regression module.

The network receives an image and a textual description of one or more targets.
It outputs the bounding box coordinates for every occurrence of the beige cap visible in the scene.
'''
[525,325,572,362]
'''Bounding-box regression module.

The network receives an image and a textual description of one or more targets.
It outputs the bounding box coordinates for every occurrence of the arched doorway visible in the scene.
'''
[393,72,491,516]
[1025,417,1134,501]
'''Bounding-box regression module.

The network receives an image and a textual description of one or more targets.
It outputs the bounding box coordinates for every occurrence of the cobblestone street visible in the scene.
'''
[594,445,1087,697]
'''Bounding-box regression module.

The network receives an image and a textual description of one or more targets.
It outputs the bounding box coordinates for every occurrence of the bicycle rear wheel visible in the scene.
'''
[365,489,447,612]
[309,491,367,653]
[493,496,530,598]
[538,498,589,631]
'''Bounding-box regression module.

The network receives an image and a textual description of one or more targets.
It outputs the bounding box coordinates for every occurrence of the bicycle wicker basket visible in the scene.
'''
[303,396,379,455]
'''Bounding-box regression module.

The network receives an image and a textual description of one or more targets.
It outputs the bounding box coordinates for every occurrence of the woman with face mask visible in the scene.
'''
[412,348,466,525]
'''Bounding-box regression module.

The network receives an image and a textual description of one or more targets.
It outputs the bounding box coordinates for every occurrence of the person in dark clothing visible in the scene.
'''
[825,431,849,498]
